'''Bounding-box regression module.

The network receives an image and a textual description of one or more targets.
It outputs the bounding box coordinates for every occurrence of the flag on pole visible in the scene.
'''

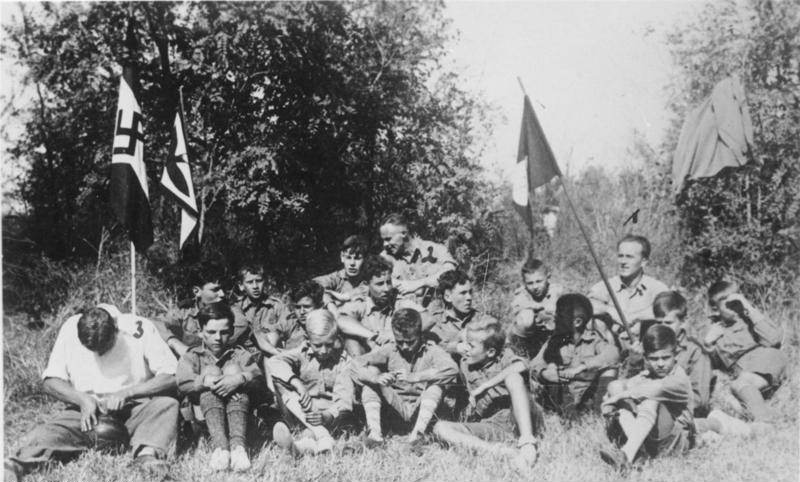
[111,60,153,252]
[160,109,199,249]
[512,95,562,229]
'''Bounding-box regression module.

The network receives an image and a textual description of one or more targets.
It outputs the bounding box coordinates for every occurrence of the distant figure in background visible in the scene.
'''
[541,205,559,238]
[379,213,457,307]
[5,304,178,481]
[507,258,564,360]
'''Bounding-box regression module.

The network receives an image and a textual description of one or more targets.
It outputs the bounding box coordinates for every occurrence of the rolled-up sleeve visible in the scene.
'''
[176,352,204,395]
[141,318,178,375]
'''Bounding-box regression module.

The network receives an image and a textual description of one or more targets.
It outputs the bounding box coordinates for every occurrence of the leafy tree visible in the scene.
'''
[3,1,500,301]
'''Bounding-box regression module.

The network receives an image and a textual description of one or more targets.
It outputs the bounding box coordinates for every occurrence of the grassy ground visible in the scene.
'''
[4,300,799,482]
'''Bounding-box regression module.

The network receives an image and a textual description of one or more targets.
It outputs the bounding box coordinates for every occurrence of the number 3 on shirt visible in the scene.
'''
[133,320,144,339]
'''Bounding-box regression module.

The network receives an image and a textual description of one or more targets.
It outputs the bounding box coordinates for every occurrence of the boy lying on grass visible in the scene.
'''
[433,319,544,470]
[176,302,262,472]
[269,309,357,456]
[600,324,694,472]
[351,308,458,445]
[704,280,786,423]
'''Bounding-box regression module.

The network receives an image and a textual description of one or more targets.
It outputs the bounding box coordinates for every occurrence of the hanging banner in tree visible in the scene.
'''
[111,63,153,252]
[160,109,198,249]
[512,95,562,229]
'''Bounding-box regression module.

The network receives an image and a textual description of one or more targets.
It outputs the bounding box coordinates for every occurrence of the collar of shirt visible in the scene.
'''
[615,274,650,299]
[193,342,237,363]
[444,308,475,327]
[239,295,277,313]
[397,237,424,262]
[578,328,602,344]
[366,295,393,315]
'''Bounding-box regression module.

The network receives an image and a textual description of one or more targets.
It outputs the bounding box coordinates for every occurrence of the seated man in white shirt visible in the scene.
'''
[4,304,179,481]
[588,235,669,341]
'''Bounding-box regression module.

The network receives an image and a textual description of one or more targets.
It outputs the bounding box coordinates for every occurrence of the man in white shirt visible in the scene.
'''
[5,304,179,481]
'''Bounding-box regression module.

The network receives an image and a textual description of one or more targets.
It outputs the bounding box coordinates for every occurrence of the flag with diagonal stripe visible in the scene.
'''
[111,60,153,252]
[160,109,198,249]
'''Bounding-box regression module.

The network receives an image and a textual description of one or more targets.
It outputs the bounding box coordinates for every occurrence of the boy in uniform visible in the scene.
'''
[269,309,357,455]
[530,294,620,417]
[432,319,543,469]
[314,235,369,310]
[337,255,424,355]
[704,281,786,422]
[156,267,225,357]
[258,280,325,355]
[427,270,498,357]
[5,305,179,481]
[600,324,694,471]
[379,213,456,307]
[176,302,262,472]
[351,308,458,444]
[508,258,564,359]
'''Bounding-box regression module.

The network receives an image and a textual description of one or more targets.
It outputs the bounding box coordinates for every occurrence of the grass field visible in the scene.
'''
[4,280,799,482]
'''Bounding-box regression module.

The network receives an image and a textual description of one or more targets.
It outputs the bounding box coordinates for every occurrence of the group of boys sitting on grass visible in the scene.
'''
[5,227,788,480]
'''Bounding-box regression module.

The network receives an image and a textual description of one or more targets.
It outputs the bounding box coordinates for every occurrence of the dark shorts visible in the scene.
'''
[606,401,694,459]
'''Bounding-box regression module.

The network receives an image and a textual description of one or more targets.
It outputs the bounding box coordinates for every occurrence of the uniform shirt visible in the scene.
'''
[267,343,355,418]
[155,301,202,348]
[675,333,712,416]
[176,343,262,396]
[461,348,525,420]
[271,310,308,350]
[42,313,177,397]
[616,365,692,419]
[382,236,456,304]
[511,282,564,328]
[352,341,458,404]
[588,274,669,324]
[426,307,497,355]
[530,327,620,381]
[338,293,424,342]
[230,295,288,350]
[708,307,782,370]
[313,269,367,297]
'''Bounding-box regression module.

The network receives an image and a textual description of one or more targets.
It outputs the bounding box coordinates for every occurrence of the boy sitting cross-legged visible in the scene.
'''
[433,319,544,469]
[352,308,459,445]
[176,302,262,472]
[269,309,357,456]
[599,324,695,472]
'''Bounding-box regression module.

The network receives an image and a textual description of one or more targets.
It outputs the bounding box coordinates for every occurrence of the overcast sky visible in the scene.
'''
[443,1,703,178]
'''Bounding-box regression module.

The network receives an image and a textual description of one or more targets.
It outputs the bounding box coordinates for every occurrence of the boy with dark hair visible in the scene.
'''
[704,280,786,422]
[530,294,620,417]
[176,302,262,472]
[270,309,356,456]
[337,255,425,355]
[314,235,369,306]
[600,324,694,471]
[508,258,564,359]
[433,319,543,469]
[352,308,458,444]
[257,280,325,356]
[6,305,178,481]
[427,269,498,356]
[379,213,457,307]
[156,265,226,357]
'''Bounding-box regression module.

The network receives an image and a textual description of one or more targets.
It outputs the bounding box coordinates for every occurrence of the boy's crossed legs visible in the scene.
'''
[362,383,443,443]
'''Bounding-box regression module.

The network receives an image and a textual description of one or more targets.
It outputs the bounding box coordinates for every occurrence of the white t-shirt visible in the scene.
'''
[42,313,177,396]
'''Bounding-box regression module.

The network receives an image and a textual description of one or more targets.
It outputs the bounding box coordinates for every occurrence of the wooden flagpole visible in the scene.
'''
[131,241,137,316]
[516,78,632,340]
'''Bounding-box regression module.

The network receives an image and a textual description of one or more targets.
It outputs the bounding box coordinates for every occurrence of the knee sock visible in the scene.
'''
[204,407,229,451]
[620,400,658,462]
[361,386,383,437]
[412,386,442,435]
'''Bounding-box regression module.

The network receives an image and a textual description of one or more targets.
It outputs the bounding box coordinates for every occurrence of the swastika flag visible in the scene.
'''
[111,63,153,252]
[512,95,562,231]
[160,109,198,249]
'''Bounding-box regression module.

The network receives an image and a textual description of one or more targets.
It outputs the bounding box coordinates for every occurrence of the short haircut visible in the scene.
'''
[617,234,651,259]
[188,264,224,289]
[653,291,687,319]
[197,302,234,328]
[467,319,505,354]
[708,280,737,301]
[77,308,118,353]
[521,257,547,276]
[341,235,368,256]
[305,309,338,339]
[237,263,264,282]
[290,280,324,307]
[361,255,393,282]
[642,323,677,354]
[380,212,409,229]
[391,308,422,336]
[438,269,471,293]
